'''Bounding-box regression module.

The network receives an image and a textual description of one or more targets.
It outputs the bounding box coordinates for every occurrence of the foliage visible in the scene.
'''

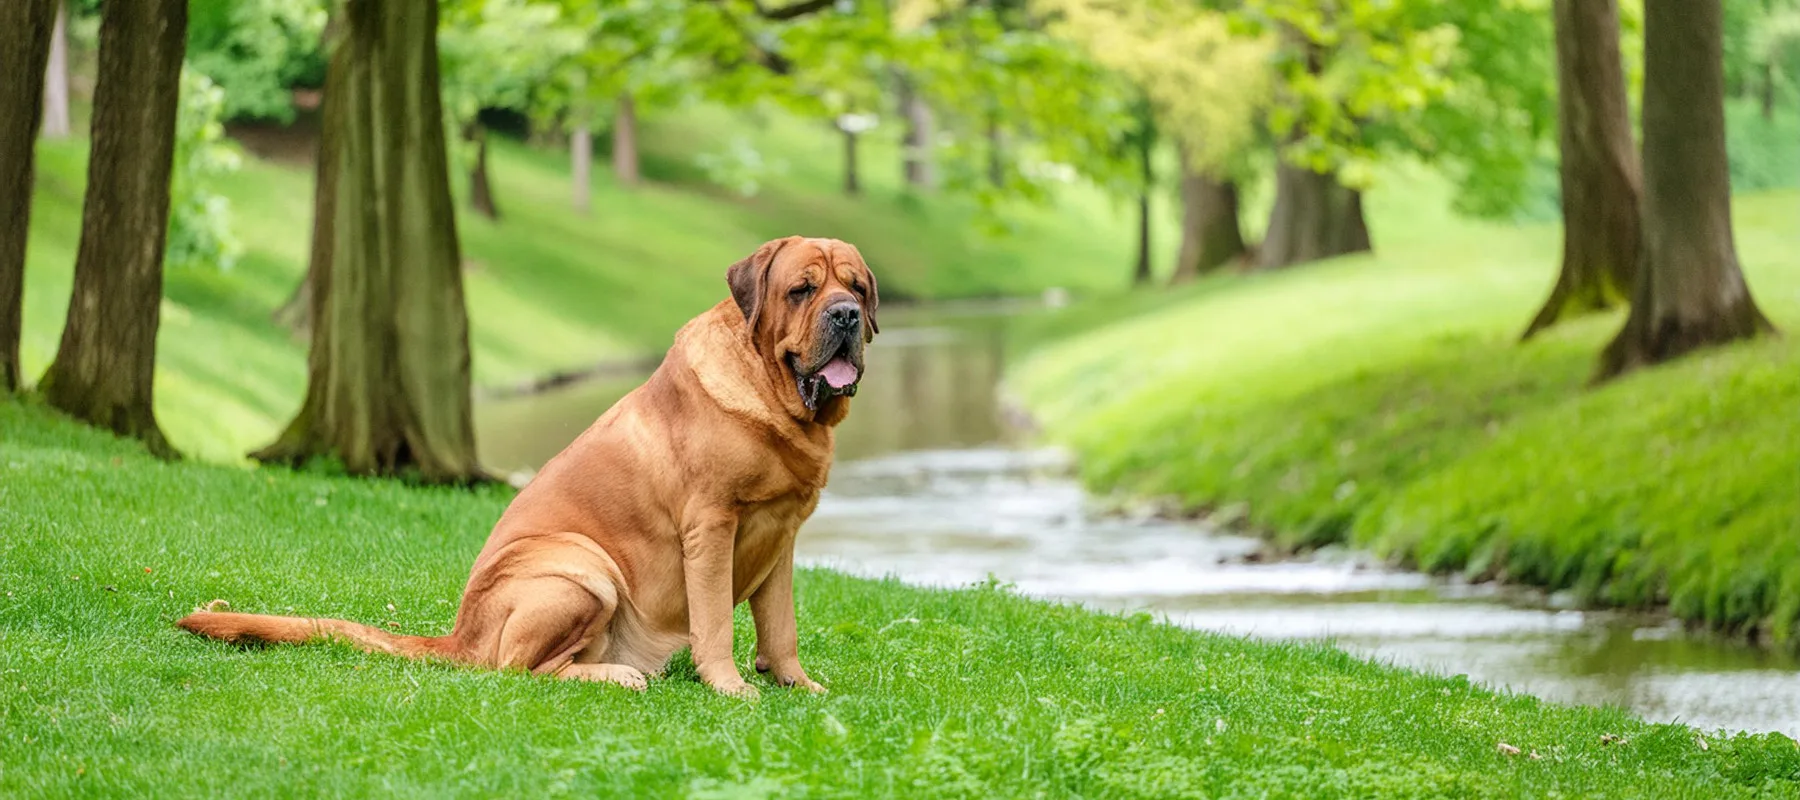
[1012,177,1800,643]
[438,0,587,126]
[165,69,243,273]
[1033,0,1275,176]
[185,0,327,122]
[5,398,1800,796]
[16,105,1163,461]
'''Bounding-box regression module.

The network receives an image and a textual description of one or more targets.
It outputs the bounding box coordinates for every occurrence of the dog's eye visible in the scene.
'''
[851,282,867,298]
[788,284,814,302]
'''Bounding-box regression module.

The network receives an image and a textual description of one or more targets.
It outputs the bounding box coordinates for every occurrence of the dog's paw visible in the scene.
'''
[710,677,760,699]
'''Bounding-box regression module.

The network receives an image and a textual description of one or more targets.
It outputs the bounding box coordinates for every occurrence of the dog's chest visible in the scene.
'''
[731,492,818,596]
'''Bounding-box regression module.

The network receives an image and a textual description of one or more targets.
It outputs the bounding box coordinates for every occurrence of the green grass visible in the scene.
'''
[17,103,1166,464]
[1010,175,1800,645]
[4,399,1799,798]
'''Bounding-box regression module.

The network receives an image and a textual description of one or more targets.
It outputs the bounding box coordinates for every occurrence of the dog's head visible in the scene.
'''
[727,236,880,421]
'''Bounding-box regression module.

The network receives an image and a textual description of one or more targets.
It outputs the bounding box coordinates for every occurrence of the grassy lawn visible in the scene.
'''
[4,399,1799,797]
[16,104,1164,464]
[1009,176,1800,645]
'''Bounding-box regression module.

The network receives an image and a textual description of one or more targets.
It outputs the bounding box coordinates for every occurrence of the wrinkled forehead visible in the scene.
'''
[773,238,865,283]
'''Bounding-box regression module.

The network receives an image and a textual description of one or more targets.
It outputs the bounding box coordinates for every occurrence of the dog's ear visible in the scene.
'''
[861,259,881,342]
[726,237,795,333]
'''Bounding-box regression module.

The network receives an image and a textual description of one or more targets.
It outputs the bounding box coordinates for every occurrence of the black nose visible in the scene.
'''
[826,301,860,331]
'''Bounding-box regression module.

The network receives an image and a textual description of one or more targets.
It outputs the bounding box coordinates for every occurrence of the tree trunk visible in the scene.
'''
[571,121,591,213]
[1131,105,1155,286]
[1257,162,1371,270]
[466,121,500,220]
[842,126,860,196]
[1596,0,1775,380]
[1522,0,1641,339]
[41,0,71,140]
[254,0,481,482]
[613,91,639,187]
[0,0,58,393]
[897,75,936,189]
[1171,152,1247,283]
[985,111,1004,188]
[38,0,186,456]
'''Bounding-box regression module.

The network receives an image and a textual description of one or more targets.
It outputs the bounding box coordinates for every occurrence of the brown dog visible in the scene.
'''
[179,236,879,697]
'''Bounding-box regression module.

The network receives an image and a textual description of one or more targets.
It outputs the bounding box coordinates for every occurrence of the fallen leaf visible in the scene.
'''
[1497,742,1521,756]
[202,599,230,613]
[102,585,117,593]
[1697,735,1709,752]
[1529,750,1542,760]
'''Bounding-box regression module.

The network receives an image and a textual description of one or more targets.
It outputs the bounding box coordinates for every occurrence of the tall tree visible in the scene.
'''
[896,72,937,189]
[38,0,187,456]
[1258,162,1370,269]
[1171,150,1247,281]
[614,91,641,187]
[1,0,59,393]
[254,0,481,482]
[41,0,71,140]
[1597,0,1775,380]
[571,112,593,212]
[1130,98,1155,285]
[1522,0,1640,339]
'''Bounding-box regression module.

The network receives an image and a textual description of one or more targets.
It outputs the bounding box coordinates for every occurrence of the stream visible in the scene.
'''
[477,305,1800,736]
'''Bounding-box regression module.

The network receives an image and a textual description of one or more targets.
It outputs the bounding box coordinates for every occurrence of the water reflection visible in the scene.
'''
[476,306,1800,736]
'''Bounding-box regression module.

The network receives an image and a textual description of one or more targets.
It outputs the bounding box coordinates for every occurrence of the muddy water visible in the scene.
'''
[477,305,1800,736]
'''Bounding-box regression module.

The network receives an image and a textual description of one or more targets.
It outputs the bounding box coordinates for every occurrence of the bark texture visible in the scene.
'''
[466,122,500,220]
[571,122,592,213]
[1258,162,1370,270]
[1522,0,1641,339]
[613,91,639,187]
[1170,152,1247,283]
[1597,0,1774,380]
[254,0,481,482]
[0,0,58,393]
[42,0,71,139]
[38,0,186,456]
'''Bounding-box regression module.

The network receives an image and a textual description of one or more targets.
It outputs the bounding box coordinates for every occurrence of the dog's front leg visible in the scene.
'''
[683,511,755,698]
[751,548,824,692]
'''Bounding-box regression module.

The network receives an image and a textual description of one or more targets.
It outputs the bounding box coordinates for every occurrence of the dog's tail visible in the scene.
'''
[176,610,460,661]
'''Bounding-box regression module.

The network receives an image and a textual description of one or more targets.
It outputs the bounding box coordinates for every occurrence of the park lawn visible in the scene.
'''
[16,103,1163,465]
[1009,179,1800,645]
[3,401,1799,798]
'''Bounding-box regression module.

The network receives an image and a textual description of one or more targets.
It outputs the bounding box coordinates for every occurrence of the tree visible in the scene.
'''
[1172,150,1247,280]
[1035,0,1269,280]
[41,0,71,140]
[254,0,482,482]
[1597,0,1775,380]
[439,0,583,220]
[1,0,59,394]
[1521,0,1639,340]
[614,91,641,187]
[895,70,937,189]
[38,0,187,456]
[1128,96,1155,285]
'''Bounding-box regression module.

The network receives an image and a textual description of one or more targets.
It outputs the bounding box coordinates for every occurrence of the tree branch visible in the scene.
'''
[753,0,838,20]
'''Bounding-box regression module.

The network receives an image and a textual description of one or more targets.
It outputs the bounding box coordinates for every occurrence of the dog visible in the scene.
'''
[179,236,879,697]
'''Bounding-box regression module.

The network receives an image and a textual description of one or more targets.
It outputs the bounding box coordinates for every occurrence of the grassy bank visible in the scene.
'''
[17,104,1162,464]
[4,400,1798,797]
[1010,178,1800,644]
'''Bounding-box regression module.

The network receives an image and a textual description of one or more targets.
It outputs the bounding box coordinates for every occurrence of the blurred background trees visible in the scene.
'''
[0,0,1796,476]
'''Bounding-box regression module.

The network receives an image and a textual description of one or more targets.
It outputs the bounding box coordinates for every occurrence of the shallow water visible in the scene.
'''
[477,305,1800,736]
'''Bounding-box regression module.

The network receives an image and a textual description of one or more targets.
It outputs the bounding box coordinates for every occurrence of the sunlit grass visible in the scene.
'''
[1011,184,1800,643]
[4,399,1797,797]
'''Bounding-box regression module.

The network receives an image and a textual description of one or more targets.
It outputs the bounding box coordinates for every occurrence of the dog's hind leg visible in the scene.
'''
[556,662,649,690]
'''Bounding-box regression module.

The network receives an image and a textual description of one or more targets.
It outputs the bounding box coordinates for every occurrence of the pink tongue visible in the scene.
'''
[819,356,859,389]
